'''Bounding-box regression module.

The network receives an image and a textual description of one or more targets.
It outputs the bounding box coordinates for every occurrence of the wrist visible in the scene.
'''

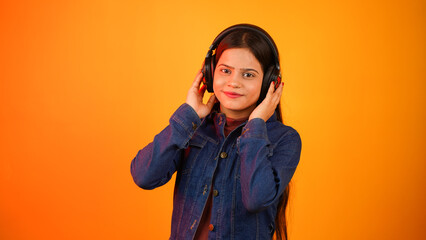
[248,113,267,122]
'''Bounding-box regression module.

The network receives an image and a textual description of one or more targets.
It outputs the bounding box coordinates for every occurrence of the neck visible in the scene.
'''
[219,105,255,119]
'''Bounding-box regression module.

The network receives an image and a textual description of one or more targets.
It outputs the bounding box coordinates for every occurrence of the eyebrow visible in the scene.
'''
[218,64,260,74]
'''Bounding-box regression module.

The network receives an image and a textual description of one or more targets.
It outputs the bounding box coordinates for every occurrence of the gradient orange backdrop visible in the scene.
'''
[1,0,425,239]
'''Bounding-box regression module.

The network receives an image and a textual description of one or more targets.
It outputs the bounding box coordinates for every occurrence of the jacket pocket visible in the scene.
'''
[181,133,207,175]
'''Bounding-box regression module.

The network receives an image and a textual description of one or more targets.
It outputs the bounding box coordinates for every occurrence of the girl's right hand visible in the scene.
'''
[186,70,216,119]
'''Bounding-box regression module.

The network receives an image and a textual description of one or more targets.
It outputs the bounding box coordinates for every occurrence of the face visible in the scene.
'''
[213,48,263,119]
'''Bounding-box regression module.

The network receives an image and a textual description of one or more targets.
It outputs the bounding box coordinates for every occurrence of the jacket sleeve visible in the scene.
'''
[237,118,302,212]
[130,103,201,190]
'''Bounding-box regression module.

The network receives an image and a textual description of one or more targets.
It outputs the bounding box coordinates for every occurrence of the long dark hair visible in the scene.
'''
[214,27,290,240]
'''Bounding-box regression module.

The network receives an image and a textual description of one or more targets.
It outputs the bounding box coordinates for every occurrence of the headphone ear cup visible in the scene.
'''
[257,66,275,104]
[209,56,216,92]
[203,56,214,92]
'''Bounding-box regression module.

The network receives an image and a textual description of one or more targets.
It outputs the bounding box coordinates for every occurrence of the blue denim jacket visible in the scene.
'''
[131,103,302,239]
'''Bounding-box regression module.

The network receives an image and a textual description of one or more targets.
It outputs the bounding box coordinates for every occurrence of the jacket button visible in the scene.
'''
[209,224,214,231]
[213,190,219,197]
[220,152,227,159]
[192,122,197,130]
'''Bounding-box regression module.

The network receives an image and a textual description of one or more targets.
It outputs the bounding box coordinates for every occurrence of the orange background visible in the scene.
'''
[0,0,425,239]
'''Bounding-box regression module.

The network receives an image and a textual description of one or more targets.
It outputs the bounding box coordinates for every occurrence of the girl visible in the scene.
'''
[131,24,302,240]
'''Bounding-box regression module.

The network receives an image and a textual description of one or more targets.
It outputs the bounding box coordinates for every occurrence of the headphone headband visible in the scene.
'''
[207,24,280,71]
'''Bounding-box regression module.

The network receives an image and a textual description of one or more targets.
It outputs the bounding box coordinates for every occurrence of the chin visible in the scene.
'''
[222,102,256,112]
[217,95,257,112]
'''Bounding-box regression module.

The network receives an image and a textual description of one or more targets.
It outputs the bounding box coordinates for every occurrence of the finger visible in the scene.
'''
[277,82,284,95]
[191,71,204,89]
[198,83,207,95]
[206,94,216,109]
[272,82,284,103]
[264,81,276,101]
[273,83,282,98]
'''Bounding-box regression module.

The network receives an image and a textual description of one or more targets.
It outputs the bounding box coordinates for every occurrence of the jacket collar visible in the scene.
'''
[208,102,278,124]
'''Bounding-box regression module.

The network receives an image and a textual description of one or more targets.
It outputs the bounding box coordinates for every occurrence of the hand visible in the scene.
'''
[249,81,284,122]
[186,70,216,119]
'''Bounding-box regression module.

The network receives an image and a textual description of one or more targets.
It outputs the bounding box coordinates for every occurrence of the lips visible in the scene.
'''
[223,91,243,98]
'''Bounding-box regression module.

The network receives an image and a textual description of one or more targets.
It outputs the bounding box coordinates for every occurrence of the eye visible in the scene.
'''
[243,72,256,78]
[220,68,231,74]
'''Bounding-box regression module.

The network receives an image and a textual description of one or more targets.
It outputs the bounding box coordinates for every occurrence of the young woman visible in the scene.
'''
[131,24,302,240]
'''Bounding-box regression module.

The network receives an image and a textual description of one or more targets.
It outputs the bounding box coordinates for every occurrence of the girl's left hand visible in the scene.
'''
[249,81,284,122]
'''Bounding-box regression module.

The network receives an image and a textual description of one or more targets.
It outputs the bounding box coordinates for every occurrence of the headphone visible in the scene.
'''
[202,23,282,104]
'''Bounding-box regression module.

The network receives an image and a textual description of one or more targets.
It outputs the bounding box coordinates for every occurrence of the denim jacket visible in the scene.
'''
[131,103,302,239]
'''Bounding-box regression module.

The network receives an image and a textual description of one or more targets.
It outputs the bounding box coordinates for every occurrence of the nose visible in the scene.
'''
[227,73,241,88]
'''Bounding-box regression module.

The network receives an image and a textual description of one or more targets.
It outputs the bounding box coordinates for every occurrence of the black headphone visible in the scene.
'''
[202,23,282,104]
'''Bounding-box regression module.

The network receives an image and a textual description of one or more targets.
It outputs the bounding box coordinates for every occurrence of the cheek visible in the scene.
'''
[212,74,223,94]
[212,80,218,95]
[247,80,263,97]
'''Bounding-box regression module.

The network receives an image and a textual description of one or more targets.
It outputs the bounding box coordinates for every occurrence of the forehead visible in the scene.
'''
[217,48,262,72]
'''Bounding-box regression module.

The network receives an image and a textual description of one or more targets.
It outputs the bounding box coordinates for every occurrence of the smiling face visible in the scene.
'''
[213,48,264,119]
